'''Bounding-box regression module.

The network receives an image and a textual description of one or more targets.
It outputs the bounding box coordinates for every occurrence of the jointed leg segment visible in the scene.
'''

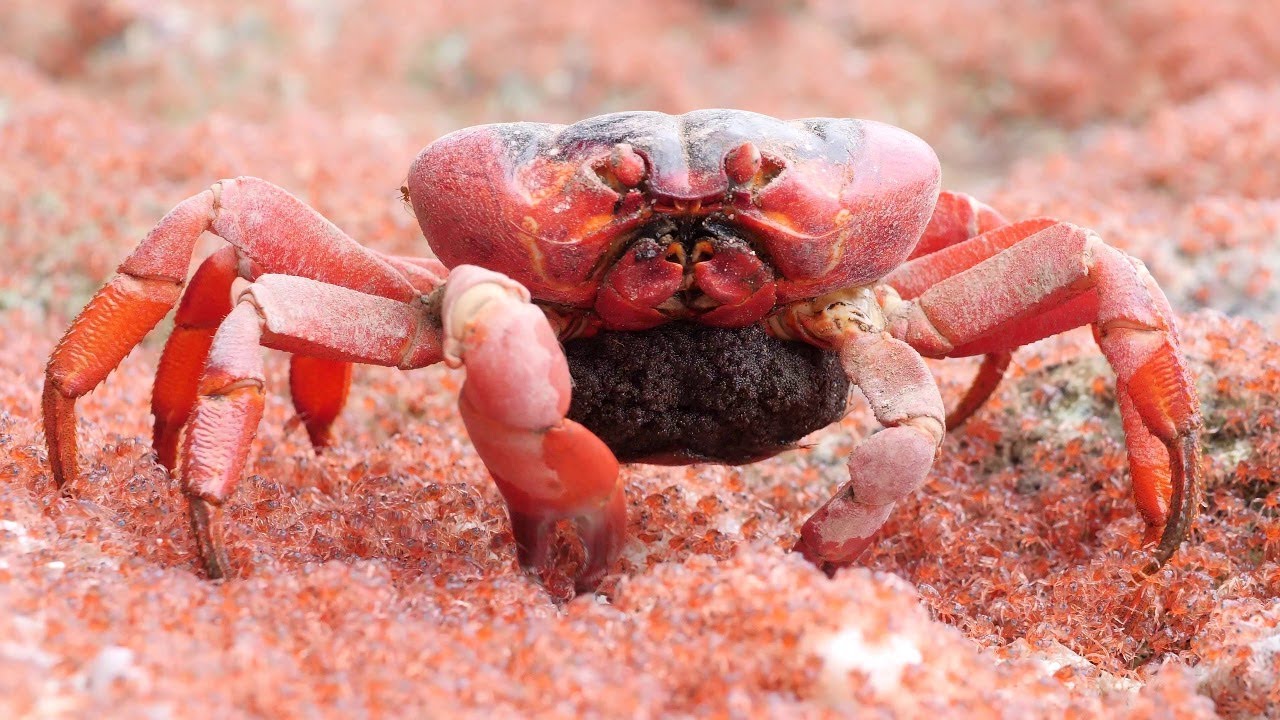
[179,274,445,577]
[47,189,625,586]
[774,289,945,574]
[883,219,1202,569]
[888,192,1028,429]
[152,246,239,471]
[44,177,433,488]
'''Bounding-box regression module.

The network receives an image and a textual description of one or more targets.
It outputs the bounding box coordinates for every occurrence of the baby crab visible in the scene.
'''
[44,110,1202,591]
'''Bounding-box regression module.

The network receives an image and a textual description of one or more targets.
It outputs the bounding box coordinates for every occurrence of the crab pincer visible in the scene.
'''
[442,266,625,591]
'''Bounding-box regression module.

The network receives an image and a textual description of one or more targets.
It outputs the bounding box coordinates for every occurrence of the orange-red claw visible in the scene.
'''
[445,265,625,593]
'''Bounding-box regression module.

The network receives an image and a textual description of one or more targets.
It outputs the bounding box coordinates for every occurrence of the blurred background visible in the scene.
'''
[3,0,1279,328]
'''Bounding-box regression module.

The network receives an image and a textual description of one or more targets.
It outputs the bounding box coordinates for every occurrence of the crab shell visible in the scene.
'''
[405,109,941,322]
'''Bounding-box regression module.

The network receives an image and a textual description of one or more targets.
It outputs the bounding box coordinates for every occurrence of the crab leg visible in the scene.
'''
[44,177,427,488]
[285,257,445,450]
[774,290,945,574]
[442,266,625,593]
[903,190,1009,262]
[179,274,443,577]
[886,192,1021,428]
[943,350,1012,430]
[287,356,353,450]
[884,221,1202,570]
[151,246,238,471]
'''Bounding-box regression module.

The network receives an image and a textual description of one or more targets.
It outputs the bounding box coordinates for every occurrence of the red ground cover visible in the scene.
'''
[2,1,1278,717]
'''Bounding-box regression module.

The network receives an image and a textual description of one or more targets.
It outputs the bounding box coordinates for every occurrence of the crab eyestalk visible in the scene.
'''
[592,142,648,193]
[724,141,762,185]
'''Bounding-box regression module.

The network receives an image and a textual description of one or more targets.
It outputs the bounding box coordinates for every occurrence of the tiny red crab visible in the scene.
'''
[44,110,1202,591]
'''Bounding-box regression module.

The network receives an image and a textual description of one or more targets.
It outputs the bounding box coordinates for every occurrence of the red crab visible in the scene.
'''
[44,110,1202,592]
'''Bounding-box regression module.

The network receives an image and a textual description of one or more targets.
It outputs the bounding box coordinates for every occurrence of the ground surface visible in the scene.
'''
[1,1,1279,718]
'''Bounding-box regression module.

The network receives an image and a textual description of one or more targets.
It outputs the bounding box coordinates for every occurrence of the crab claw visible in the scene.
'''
[595,238,684,330]
[693,240,777,327]
[462,401,625,593]
[445,265,626,592]
[505,430,628,592]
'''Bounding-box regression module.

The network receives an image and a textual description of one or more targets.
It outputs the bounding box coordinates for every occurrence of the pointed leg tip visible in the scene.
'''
[574,490,628,591]
[152,427,180,474]
[188,495,233,580]
[1143,429,1203,573]
[42,383,81,490]
[305,426,335,453]
[510,509,553,571]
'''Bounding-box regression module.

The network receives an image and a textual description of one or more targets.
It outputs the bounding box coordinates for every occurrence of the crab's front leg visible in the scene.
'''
[178,265,623,588]
[178,274,446,576]
[771,290,945,574]
[442,267,625,593]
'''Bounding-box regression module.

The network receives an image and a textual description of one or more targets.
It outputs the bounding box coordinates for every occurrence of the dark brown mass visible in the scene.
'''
[564,323,850,463]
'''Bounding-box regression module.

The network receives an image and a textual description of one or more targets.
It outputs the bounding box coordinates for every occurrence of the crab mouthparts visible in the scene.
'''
[595,220,778,330]
[656,236,725,312]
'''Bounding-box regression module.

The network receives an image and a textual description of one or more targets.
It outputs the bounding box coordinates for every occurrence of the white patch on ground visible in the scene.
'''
[816,625,923,694]
[1002,638,1142,694]
[1215,435,1256,470]
[0,640,58,670]
[77,645,140,696]
[0,519,46,553]
[1250,628,1280,672]
[715,514,743,535]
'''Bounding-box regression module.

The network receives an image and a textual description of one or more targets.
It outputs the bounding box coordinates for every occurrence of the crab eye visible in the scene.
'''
[593,142,646,193]
[724,142,760,184]
[725,141,784,187]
